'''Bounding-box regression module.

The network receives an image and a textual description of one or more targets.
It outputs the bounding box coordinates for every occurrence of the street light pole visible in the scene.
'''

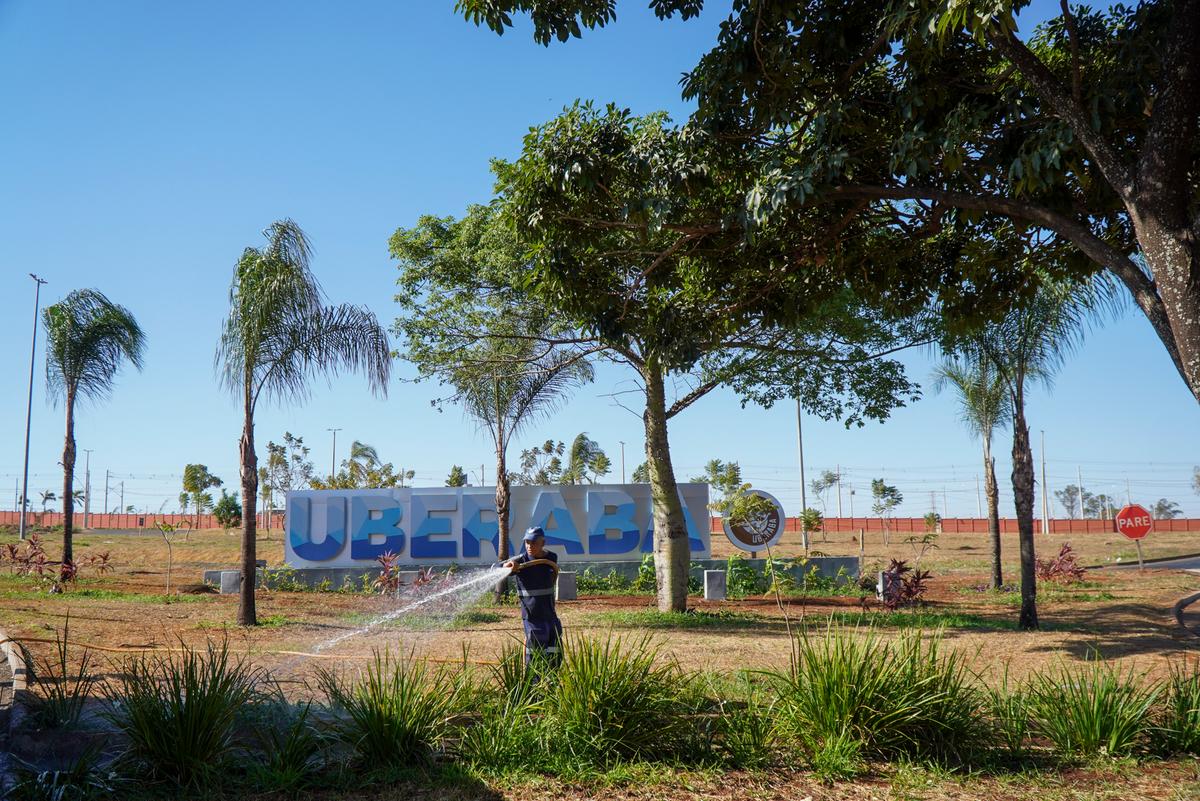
[19,274,48,541]
[1040,430,1049,535]
[327,428,342,480]
[82,449,93,528]
[619,441,626,484]
[796,398,809,552]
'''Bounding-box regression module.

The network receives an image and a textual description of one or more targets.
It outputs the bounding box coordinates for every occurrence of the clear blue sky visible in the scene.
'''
[2,1,1197,521]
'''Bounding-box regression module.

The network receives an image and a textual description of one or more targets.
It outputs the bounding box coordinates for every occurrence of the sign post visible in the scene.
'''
[1115,504,1153,569]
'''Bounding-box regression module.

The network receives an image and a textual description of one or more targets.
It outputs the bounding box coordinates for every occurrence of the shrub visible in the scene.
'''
[711,687,774,769]
[1154,660,1200,755]
[26,616,97,729]
[984,666,1032,761]
[106,639,262,788]
[542,635,700,766]
[247,700,327,793]
[1027,658,1159,757]
[879,560,932,611]
[1036,543,1087,584]
[727,555,766,597]
[769,626,985,764]
[317,651,459,768]
[6,744,123,801]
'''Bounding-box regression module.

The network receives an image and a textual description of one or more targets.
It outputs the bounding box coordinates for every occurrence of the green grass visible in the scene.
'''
[339,608,504,630]
[582,607,1019,632]
[956,581,1117,605]
[0,586,212,603]
[581,609,778,630]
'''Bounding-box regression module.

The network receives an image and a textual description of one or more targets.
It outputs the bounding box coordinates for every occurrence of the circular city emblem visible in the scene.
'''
[723,490,786,553]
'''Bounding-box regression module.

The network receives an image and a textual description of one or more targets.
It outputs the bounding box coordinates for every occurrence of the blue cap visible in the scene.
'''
[523,526,545,542]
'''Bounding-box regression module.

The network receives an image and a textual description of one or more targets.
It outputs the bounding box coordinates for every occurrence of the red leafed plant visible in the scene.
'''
[1036,543,1087,584]
[373,551,403,594]
[879,559,932,611]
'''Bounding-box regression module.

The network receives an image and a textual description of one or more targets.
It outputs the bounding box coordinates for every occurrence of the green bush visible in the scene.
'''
[984,667,1032,761]
[768,626,985,764]
[1028,658,1159,758]
[1157,660,1200,755]
[317,651,459,768]
[246,700,327,793]
[106,639,262,788]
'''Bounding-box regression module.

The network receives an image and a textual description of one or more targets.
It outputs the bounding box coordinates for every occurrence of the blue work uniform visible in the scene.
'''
[512,550,562,666]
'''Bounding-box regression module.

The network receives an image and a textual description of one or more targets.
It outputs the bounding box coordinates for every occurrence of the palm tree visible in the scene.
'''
[933,358,1010,590]
[39,491,57,515]
[969,276,1119,630]
[43,289,145,564]
[216,219,391,626]
[449,336,592,601]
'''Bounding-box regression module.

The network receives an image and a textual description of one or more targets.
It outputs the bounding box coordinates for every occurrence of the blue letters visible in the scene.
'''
[586,490,640,555]
[289,495,347,562]
[410,493,459,559]
[349,494,405,560]
[529,490,584,554]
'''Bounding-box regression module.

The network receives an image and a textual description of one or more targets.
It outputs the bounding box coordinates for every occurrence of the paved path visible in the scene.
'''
[1106,553,1200,571]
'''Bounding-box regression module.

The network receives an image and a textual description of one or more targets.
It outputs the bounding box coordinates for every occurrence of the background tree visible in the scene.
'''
[871,479,903,546]
[933,357,1010,589]
[690,460,744,511]
[264,433,315,495]
[213,490,242,534]
[515,440,566,485]
[216,219,391,626]
[632,462,650,484]
[560,432,610,484]
[1153,499,1183,520]
[39,490,56,515]
[1086,493,1122,520]
[809,470,841,516]
[968,276,1120,629]
[1054,485,1088,519]
[182,464,223,528]
[458,0,1200,404]
[43,289,145,565]
[445,465,469,487]
[310,440,415,489]
[1193,467,1200,496]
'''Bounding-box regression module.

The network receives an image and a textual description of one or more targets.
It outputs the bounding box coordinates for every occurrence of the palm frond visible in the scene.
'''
[43,289,146,405]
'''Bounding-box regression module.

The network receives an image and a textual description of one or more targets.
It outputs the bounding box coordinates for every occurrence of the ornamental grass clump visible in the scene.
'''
[106,638,262,789]
[1152,659,1200,756]
[26,616,97,729]
[1027,658,1159,758]
[316,651,460,769]
[768,625,985,769]
[542,635,700,767]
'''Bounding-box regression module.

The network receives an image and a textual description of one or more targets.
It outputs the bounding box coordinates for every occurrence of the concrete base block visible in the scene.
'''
[219,570,241,595]
[556,571,577,601]
[704,570,727,601]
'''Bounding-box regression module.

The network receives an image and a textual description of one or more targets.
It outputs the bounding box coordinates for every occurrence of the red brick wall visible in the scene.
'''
[0,511,285,530]
[708,516,1200,535]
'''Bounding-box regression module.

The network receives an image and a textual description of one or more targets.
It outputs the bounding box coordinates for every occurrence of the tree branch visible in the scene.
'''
[986,27,1134,202]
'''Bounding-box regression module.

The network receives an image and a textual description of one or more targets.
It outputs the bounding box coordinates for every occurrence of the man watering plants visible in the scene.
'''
[503,526,562,667]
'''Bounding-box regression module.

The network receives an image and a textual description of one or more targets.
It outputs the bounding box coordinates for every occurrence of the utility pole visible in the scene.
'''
[104,470,110,515]
[1126,476,1132,505]
[82,449,93,528]
[848,484,855,517]
[619,441,626,484]
[1077,465,1084,518]
[19,274,48,540]
[943,487,949,519]
[976,475,982,517]
[120,481,124,513]
[1039,430,1049,535]
[327,428,342,480]
[796,399,809,552]
[836,463,843,518]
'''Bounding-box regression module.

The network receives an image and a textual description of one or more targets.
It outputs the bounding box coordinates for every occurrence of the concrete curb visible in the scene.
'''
[0,627,31,789]
[1172,591,1200,638]
[1093,551,1200,570]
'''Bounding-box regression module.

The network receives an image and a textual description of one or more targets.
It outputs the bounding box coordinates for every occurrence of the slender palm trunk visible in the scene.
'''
[643,360,688,613]
[1011,389,1038,630]
[238,388,258,626]
[983,434,1002,589]
[61,388,77,565]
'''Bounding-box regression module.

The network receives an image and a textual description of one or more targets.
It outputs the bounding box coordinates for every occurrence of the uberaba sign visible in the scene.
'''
[286,484,711,568]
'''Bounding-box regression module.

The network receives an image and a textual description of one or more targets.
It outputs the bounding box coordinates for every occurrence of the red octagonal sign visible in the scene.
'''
[1116,504,1154,540]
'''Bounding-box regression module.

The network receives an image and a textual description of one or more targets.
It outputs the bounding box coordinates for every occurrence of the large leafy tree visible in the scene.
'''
[43,289,145,564]
[933,358,1010,589]
[310,440,416,489]
[458,0,1200,405]
[967,275,1119,629]
[216,219,391,626]
[412,107,944,612]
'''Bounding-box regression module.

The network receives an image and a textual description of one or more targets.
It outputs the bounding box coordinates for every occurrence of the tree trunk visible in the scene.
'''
[61,388,77,566]
[238,390,258,626]
[983,435,1002,590]
[1011,392,1038,630]
[1132,218,1200,404]
[643,361,689,613]
[493,438,510,604]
